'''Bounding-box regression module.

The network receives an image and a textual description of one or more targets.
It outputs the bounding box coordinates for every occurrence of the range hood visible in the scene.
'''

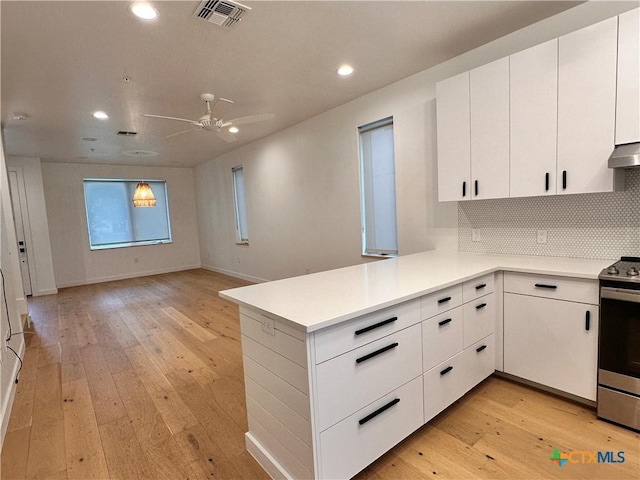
[608,142,640,168]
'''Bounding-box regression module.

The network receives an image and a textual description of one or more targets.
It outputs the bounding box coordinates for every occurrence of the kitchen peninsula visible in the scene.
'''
[220,251,612,479]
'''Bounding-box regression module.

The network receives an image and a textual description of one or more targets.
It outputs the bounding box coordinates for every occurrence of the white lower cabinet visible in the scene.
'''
[504,292,599,401]
[424,334,495,422]
[319,376,424,480]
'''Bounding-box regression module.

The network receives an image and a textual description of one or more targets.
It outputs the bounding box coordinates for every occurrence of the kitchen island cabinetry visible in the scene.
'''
[503,272,599,401]
[222,251,611,479]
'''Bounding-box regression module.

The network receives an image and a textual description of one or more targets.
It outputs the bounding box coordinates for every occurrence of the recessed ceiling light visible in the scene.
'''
[228,127,239,133]
[93,111,109,120]
[130,2,158,20]
[337,64,354,76]
[12,112,29,121]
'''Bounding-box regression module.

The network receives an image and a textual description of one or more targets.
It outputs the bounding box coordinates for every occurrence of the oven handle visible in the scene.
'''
[601,287,640,303]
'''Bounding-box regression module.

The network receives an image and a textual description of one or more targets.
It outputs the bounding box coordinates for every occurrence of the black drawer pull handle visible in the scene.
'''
[475,283,486,290]
[438,318,452,327]
[474,180,478,196]
[545,172,550,191]
[356,342,398,364]
[534,283,557,290]
[585,311,590,331]
[440,366,453,376]
[437,296,451,304]
[462,181,466,197]
[476,345,487,353]
[354,317,397,336]
[562,170,567,190]
[475,303,487,310]
[358,398,400,425]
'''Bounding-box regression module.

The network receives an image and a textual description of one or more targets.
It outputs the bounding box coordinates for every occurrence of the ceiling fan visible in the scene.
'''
[143,93,274,142]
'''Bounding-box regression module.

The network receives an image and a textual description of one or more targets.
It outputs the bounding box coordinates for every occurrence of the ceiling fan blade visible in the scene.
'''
[144,114,201,126]
[222,113,275,128]
[162,127,201,139]
[215,128,239,143]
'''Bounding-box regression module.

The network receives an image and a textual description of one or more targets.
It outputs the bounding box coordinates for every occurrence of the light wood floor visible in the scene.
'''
[1,269,638,480]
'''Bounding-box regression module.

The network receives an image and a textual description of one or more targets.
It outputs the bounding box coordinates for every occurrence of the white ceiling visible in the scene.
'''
[1,0,583,168]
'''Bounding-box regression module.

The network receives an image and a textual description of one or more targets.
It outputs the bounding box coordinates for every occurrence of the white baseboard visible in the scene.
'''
[245,432,292,480]
[1,335,26,451]
[201,264,268,284]
[33,287,58,296]
[55,264,202,289]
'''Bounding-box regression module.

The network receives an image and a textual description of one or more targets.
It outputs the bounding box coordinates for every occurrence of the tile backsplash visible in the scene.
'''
[459,169,640,260]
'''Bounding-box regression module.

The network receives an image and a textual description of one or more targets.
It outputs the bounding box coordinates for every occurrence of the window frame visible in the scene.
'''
[83,178,173,251]
[232,165,249,245]
[358,116,398,257]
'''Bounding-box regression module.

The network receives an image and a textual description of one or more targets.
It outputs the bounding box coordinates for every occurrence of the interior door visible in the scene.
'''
[8,170,32,296]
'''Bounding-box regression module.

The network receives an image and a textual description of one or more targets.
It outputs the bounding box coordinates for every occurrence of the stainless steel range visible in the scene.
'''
[598,256,640,431]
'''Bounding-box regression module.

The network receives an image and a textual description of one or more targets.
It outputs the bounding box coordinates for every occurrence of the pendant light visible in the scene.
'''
[132,181,156,207]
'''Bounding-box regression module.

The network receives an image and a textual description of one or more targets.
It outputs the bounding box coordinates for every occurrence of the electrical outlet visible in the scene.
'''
[472,228,481,242]
[260,315,275,336]
[537,230,548,244]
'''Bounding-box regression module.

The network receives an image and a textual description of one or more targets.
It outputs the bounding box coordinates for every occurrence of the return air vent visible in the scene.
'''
[193,0,251,28]
[117,131,137,136]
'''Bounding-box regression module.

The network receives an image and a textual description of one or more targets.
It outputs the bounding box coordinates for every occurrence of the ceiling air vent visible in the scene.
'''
[193,0,251,28]
[117,131,137,136]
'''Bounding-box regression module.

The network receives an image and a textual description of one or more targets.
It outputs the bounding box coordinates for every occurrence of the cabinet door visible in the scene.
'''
[436,71,471,202]
[470,57,510,200]
[616,8,640,145]
[557,17,617,195]
[510,39,558,197]
[504,293,598,401]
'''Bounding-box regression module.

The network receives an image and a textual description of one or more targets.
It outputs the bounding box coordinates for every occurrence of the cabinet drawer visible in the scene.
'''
[316,323,422,432]
[319,376,423,480]
[421,284,463,319]
[463,273,495,303]
[463,293,495,348]
[422,307,463,372]
[314,299,420,364]
[461,334,495,394]
[423,350,467,423]
[504,272,598,304]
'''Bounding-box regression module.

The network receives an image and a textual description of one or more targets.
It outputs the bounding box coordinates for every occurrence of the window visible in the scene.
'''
[232,165,249,244]
[83,179,172,250]
[359,117,398,256]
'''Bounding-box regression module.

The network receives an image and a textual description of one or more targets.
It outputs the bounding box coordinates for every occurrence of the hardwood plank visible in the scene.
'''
[1,426,31,480]
[79,344,126,426]
[6,346,40,432]
[112,369,197,479]
[25,363,66,480]
[98,416,156,480]
[124,345,199,435]
[62,377,110,479]
[160,306,218,341]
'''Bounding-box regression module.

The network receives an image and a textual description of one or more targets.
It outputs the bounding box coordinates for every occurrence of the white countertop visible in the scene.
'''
[219,251,613,333]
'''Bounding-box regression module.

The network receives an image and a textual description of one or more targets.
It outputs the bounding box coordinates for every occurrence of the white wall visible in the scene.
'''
[6,156,57,296]
[195,1,635,282]
[0,139,26,448]
[41,163,201,287]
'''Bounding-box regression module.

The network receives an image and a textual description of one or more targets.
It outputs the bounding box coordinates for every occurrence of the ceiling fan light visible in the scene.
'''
[133,182,157,207]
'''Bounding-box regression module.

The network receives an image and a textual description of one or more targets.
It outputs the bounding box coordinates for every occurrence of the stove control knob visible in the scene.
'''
[628,267,639,277]
[607,265,619,275]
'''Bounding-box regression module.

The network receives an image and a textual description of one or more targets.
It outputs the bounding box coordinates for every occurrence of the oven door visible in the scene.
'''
[599,286,640,395]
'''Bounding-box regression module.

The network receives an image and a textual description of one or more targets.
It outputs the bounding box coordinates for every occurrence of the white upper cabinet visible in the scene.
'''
[470,57,510,200]
[510,39,558,198]
[616,8,640,145]
[436,72,471,202]
[557,17,618,195]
